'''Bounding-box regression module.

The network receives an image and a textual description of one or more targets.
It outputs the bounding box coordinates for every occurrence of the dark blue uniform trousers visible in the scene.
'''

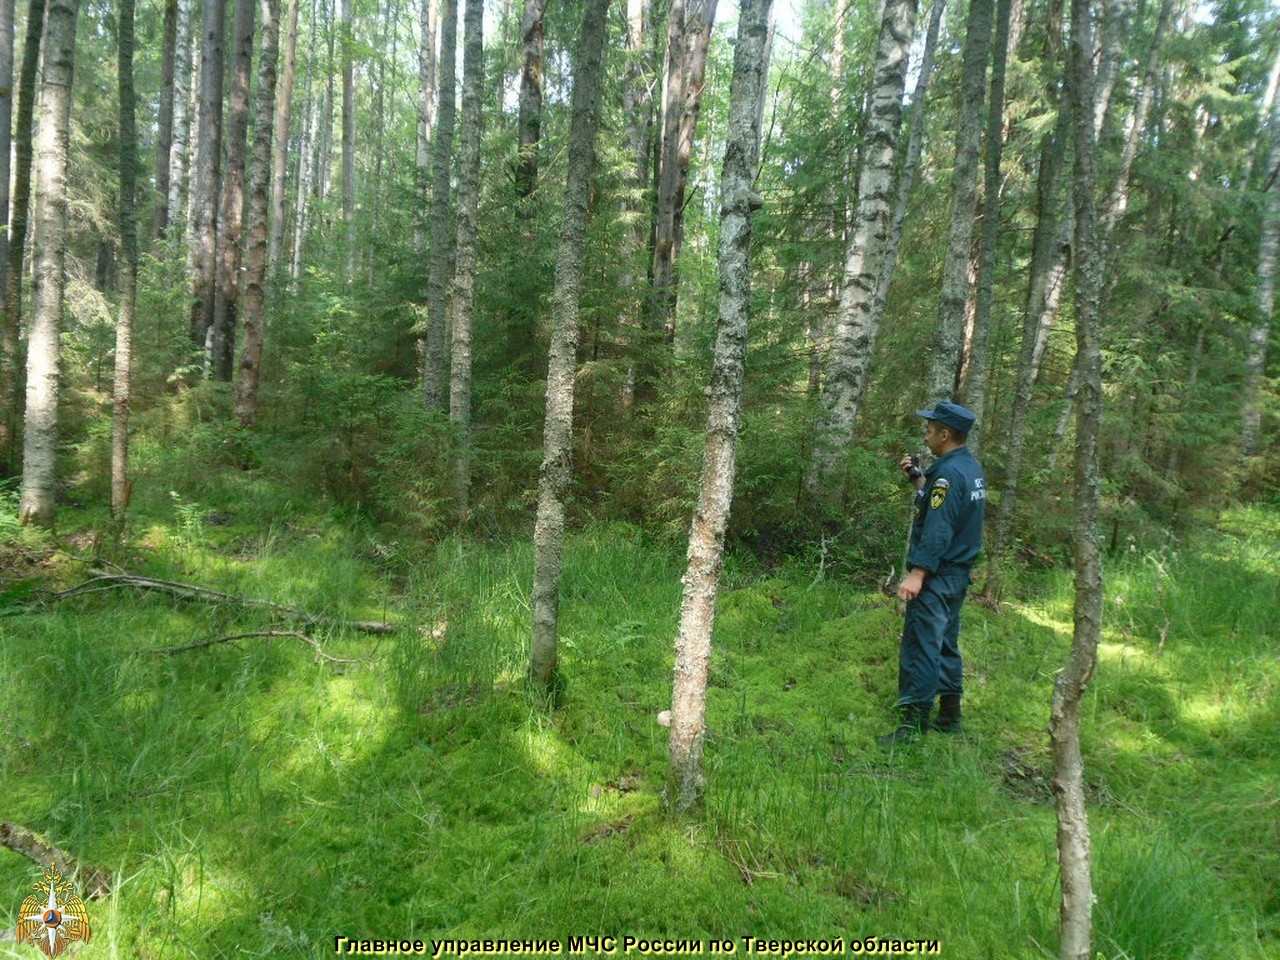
[898,570,968,706]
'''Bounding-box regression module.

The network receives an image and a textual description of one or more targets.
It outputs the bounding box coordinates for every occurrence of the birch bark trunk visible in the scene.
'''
[236,0,282,428]
[267,0,299,275]
[113,0,139,519]
[529,0,611,690]
[153,0,177,237]
[805,0,919,503]
[414,0,437,254]
[669,0,772,812]
[190,0,225,357]
[19,0,78,526]
[449,0,483,516]
[423,0,457,411]
[167,0,193,237]
[1244,94,1280,457]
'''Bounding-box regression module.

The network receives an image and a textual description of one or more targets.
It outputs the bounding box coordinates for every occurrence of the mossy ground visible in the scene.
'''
[1,479,1276,958]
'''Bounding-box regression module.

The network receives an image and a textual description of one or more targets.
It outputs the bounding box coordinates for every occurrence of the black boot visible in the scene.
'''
[935,693,962,733]
[876,701,930,747]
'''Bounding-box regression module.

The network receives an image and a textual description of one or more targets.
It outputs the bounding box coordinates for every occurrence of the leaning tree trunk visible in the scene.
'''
[1244,93,1280,457]
[529,0,611,690]
[958,0,1013,447]
[0,0,45,465]
[649,0,718,346]
[422,0,457,411]
[112,0,139,519]
[1052,0,1103,954]
[190,0,225,357]
[267,0,299,274]
[18,0,78,527]
[449,0,482,517]
[235,0,281,428]
[927,0,994,404]
[153,0,177,237]
[668,0,772,812]
[211,0,257,381]
[514,0,548,208]
[804,0,920,504]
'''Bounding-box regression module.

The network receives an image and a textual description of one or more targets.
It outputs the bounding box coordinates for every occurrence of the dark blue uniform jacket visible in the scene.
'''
[907,446,986,576]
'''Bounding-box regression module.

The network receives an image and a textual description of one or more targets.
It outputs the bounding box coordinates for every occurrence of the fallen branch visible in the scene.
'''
[48,571,395,634]
[0,821,112,900]
[150,630,362,664]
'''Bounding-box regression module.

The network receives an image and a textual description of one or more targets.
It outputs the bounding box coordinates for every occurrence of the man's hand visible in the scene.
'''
[897,567,926,602]
[900,454,925,490]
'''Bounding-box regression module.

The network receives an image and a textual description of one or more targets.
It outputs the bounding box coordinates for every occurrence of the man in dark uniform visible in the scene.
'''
[878,401,986,746]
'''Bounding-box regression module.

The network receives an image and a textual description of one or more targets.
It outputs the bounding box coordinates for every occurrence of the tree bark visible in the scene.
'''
[926,0,994,404]
[1244,92,1280,457]
[167,0,192,240]
[414,0,437,254]
[18,0,77,526]
[340,0,355,279]
[514,0,548,207]
[0,0,45,464]
[235,0,281,428]
[649,0,718,346]
[113,0,139,519]
[449,0,483,516]
[669,0,772,812]
[190,0,225,358]
[267,0,300,275]
[959,0,1013,448]
[211,0,257,381]
[529,0,611,690]
[805,0,920,503]
[153,0,178,238]
[1052,0,1103,954]
[291,0,319,280]
[423,0,457,411]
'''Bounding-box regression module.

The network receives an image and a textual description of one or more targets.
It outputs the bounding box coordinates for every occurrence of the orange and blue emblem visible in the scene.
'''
[15,863,91,958]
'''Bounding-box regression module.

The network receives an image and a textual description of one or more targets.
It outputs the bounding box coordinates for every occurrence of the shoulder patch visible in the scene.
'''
[930,484,948,509]
[932,477,950,489]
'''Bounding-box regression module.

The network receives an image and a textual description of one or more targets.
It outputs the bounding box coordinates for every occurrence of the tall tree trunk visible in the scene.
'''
[0,0,45,465]
[423,0,457,411]
[529,0,611,690]
[1052,0,1103,952]
[514,0,548,207]
[927,0,994,403]
[449,0,482,516]
[267,0,299,274]
[1244,95,1280,457]
[649,0,718,346]
[414,0,437,254]
[1092,0,1129,138]
[190,0,225,357]
[18,0,77,526]
[211,0,257,380]
[340,0,355,279]
[805,0,920,503]
[318,0,335,202]
[668,0,772,812]
[236,0,282,428]
[959,0,1013,448]
[292,0,319,279]
[168,0,192,241]
[153,0,178,238]
[0,0,12,304]
[113,0,139,519]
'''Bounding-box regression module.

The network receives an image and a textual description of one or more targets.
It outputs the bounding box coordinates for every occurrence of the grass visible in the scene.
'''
[1,475,1277,958]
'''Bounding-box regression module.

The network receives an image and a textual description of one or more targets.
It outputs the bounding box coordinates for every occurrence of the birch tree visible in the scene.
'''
[340,0,355,279]
[19,0,78,526]
[423,0,457,411]
[153,0,178,237]
[1244,91,1280,457]
[449,0,483,515]
[668,0,772,812]
[167,0,193,237]
[927,0,994,403]
[190,0,226,355]
[0,0,45,462]
[529,0,611,690]
[236,0,282,428]
[805,0,920,503]
[113,0,139,519]
[211,0,257,380]
[1052,0,1103,952]
[267,0,300,274]
[414,0,436,254]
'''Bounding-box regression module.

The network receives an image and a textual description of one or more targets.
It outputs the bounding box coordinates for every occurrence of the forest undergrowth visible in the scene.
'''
[0,467,1277,959]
